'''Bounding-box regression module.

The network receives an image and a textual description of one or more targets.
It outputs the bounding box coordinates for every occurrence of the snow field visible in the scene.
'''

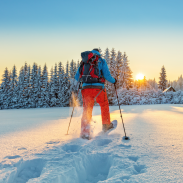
[0,104,183,182]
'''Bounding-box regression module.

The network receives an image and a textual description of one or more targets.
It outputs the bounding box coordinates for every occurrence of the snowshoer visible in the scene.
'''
[75,48,117,139]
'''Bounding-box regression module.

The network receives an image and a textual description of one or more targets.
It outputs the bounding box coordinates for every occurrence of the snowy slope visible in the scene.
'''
[0,104,183,183]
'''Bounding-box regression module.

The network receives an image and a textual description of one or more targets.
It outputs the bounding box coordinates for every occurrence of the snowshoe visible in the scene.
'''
[102,120,117,134]
[80,134,91,140]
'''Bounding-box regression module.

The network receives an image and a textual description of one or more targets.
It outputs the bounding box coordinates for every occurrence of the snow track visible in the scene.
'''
[1,105,183,182]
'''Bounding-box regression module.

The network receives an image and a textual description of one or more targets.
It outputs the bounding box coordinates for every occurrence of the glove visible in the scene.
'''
[114,79,117,85]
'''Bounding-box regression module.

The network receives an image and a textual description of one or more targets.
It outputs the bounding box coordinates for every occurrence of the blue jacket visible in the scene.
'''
[75,50,115,88]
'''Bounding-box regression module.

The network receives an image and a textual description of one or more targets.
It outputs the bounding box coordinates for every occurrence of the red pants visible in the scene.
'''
[81,88,110,135]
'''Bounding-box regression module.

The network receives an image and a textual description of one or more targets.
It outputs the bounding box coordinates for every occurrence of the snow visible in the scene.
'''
[0,104,183,183]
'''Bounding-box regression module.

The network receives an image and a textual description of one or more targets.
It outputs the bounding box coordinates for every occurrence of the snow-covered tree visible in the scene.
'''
[104,48,110,65]
[70,60,76,78]
[9,65,19,108]
[98,47,103,57]
[49,64,59,107]
[116,51,123,89]
[119,52,133,89]
[107,48,117,103]
[36,66,43,107]
[58,62,66,106]
[158,65,167,91]
[0,68,11,109]
[30,63,38,108]
[77,60,80,71]
[176,75,183,91]
[41,64,49,107]
[147,78,158,90]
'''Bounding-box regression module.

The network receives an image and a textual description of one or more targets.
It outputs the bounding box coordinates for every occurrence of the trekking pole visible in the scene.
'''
[114,84,129,140]
[66,82,80,135]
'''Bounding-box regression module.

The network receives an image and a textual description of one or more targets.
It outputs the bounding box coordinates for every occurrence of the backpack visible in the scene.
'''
[79,51,105,83]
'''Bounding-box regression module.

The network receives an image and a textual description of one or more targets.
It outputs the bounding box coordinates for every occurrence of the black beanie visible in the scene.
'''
[93,48,99,52]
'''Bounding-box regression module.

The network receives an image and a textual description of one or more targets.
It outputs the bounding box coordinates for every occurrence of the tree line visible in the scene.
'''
[0,48,133,109]
[0,48,182,110]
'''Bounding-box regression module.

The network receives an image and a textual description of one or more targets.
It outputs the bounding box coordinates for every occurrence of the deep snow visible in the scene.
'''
[0,104,183,183]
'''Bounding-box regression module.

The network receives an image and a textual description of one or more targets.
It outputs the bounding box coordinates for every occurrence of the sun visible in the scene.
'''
[136,73,144,80]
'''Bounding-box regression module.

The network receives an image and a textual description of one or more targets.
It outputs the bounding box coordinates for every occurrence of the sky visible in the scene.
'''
[0,0,183,82]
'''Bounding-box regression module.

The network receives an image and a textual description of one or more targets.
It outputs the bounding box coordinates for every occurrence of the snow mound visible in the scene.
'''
[7,159,45,183]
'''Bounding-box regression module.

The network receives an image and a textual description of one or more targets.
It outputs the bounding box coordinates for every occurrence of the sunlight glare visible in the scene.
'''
[136,73,144,80]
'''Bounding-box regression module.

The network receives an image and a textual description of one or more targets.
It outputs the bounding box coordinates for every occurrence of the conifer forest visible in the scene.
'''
[1,48,183,110]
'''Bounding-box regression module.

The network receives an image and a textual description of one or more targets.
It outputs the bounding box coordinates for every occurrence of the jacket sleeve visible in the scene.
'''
[101,59,115,83]
[75,67,80,81]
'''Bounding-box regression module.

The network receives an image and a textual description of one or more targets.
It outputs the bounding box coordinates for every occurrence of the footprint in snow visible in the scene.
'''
[62,144,81,153]
[18,147,27,150]
[46,140,60,145]
[94,138,112,146]
[118,144,131,148]
[5,155,21,160]
[133,164,146,174]
[8,158,45,183]
[128,156,139,162]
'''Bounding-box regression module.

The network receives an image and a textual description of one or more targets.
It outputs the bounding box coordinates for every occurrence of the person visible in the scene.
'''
[75,48,117,139]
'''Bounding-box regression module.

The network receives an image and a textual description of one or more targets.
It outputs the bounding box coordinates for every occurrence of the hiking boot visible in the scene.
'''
[80,134,91,140]
[102,123,114,133]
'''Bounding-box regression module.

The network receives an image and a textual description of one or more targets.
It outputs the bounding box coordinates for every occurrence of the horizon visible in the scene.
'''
[0,0,183,82]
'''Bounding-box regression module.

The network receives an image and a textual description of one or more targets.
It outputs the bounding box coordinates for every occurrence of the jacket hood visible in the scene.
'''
[92,50,101,57]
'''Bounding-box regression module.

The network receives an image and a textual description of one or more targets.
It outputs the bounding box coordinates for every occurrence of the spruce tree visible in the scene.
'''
[158,65,167,91]
[116,51,123,89]
[65,61,71,106]
[22,63,30,107]
[49,65,59,106]
[37,66,42,107]
[176,75,183,90]
[30,63,38,108]
[99,47,103,57]
[104,48,110,65]
[58,62,65,106]
[1,68,11,109]
[119,52,133,89]
[70,60,75,78]
[10,65,18,108]
[17,67,25,108]
[41,64,49,107]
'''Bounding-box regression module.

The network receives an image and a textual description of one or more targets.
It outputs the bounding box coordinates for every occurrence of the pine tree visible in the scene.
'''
[10,65,18,108]
[104,48,110,65]
[30,63,38,108]
[65,61,71,106]
[37,66,42,107]
[41,64,49,107]
[119,52,133,89]
[49,64,59,106]
[58,62,65,106]
[116,51,123,89]
[158,65,167,91]
[17,67,25,108]
[22,63,30,107]
[70,60,76,78]
[176,75,183,90]
[108,48,117,103]
[77,60,80,70]
[147,78,158,90]
[1,68,11,109]
[98,47,103,57]
[11,65,18,89]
